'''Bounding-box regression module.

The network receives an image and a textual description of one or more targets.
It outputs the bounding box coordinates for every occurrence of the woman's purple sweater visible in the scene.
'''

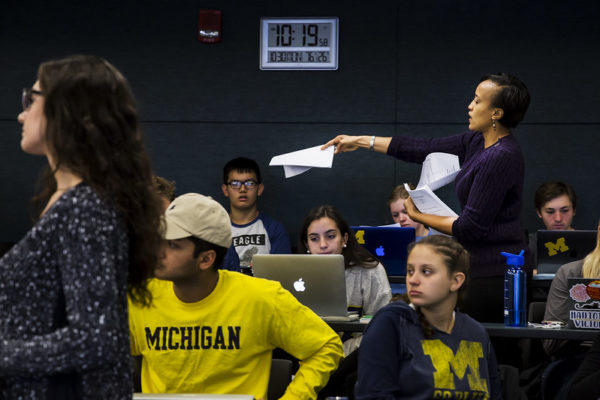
[387,131,528,277]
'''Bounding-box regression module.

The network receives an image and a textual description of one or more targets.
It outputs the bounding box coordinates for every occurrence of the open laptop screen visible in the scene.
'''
[351,226,416,277]
[537,230,597,274]
[567,278,600,329]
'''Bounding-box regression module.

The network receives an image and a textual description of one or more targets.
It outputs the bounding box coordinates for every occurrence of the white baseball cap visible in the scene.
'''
[164,193,232,248]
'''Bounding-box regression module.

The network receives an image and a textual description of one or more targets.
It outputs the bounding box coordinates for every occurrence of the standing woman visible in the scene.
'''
[1,55,163,398]
[355,235,501,399]
[323,73,530,322]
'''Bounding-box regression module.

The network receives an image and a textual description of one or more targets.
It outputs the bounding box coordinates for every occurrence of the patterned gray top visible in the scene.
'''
[0,183,132,399]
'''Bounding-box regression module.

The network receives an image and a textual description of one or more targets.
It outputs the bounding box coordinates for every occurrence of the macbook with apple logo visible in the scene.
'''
[351,226,415,278]
[251,254,358,321]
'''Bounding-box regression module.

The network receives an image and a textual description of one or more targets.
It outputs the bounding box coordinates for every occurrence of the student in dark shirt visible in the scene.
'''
[356,235,501,399]
[221,157,291,271]
[543,219,600,356]
[323,73,531,322]
[0,55,162,399]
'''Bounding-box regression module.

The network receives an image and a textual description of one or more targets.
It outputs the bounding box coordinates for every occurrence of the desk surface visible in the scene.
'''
[328,321,368,333]
[482,323,598,341]
[329,321,600,341]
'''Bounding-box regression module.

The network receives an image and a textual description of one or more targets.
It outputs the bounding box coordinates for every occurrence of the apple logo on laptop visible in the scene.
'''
[293,278,306,292]
[376,245,385,257]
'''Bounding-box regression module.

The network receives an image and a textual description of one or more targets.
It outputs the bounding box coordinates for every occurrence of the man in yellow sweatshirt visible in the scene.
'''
[129,193,343,399]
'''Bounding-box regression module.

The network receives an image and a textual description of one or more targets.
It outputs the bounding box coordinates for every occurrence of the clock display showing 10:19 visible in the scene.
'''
[268,22,330,63]
[260,17,338,70]
[269,23,329,47]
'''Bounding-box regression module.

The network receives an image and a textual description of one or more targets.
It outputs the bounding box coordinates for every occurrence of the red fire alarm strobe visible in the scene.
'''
[198,10,222,43]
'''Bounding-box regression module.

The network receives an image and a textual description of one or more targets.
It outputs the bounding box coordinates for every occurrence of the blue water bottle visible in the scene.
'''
[502,250,527,327]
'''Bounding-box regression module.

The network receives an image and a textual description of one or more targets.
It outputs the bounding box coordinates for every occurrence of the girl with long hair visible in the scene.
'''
[298,204,391,355]
[356,235,501,399]
[0,55,162,398]
[544,219,600,356]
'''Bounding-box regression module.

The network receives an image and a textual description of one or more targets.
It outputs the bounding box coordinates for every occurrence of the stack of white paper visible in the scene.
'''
[269,145,334,178]
[405,153,460,217]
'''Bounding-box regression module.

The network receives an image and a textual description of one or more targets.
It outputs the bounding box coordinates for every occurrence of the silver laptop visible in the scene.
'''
[251,254,357,321]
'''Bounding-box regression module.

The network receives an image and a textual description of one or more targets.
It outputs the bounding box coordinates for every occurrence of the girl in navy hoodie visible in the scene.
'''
[356,235,502,399]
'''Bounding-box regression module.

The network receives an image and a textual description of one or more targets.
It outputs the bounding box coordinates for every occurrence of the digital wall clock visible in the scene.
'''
[260,17,339,70]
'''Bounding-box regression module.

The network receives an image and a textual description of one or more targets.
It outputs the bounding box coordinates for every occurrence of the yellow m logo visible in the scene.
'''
[355,230,365,244]
[421,339,489,394]
[544,237,569,256]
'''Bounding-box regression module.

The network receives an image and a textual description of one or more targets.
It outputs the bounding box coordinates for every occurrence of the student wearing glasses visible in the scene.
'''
[2,55,162,398]
[221,157,291,271]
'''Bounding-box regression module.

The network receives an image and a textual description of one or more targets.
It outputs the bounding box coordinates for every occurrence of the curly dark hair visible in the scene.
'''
[32,55,162,306]
[298,204,379,269]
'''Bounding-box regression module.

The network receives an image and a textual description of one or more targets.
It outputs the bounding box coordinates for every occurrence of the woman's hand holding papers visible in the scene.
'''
[322,135,365,154]
[403,196,421,220]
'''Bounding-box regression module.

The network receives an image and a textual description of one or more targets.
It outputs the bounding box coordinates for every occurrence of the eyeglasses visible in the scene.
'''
[22,87,43,110]
[227,180,258,190]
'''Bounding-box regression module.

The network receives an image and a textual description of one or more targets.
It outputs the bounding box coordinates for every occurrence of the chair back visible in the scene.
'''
[268,358,293,400]
[528,301,547,323]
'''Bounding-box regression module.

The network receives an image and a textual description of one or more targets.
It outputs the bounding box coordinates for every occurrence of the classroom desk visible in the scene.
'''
[482,323,598,341]
[328,320,599,341]
[327,321,368,333]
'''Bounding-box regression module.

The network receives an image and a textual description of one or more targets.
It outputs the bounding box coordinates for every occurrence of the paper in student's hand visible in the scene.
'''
[416,153,460,191]
[269,145,334,178]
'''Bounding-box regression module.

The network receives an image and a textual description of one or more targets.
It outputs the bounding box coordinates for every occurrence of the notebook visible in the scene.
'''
[536,230,597,274]
[566,278,600,329]
[351,226,416,278]
[251,254,357,321]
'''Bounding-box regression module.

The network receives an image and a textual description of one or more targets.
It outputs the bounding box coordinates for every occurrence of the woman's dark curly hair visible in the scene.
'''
[32,55,162,306]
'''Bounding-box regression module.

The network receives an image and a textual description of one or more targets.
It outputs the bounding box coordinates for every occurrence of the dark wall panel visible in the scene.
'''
[1,0,598,247]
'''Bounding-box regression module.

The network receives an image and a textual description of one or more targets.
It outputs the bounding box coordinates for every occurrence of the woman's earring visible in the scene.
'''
[492,119,497,131]
[343,243,347,248]
[306,250,310,253]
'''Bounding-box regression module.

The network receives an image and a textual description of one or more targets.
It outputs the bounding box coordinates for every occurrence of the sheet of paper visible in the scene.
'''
[270,145,334,178]
[404,183,458,217]
[416,152,460,191]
